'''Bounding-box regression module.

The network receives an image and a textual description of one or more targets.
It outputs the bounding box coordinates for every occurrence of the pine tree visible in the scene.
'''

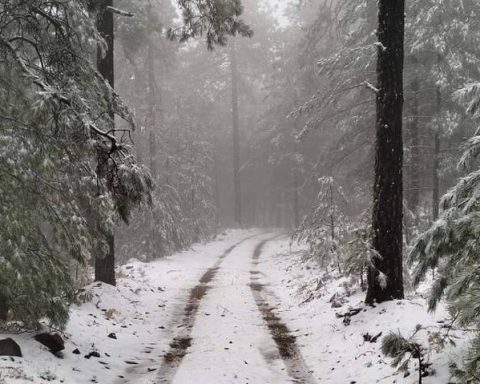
[231,40,242,226]
[365,0,405,304]
[293,177,348,271]
[0,0,152,327]
[410,83,480,380]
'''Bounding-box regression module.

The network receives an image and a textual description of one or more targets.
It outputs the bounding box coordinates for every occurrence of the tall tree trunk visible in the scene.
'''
[407,73,420,213]
[213,139,221,226]
[366,0,405,305]
[148,44,158,179]
[0,294,9,321]
[95,233,115,286]
[432,73,441,221]
[231,40,242,227]
[329,184,341,273]
[432,130,440,221]
[147,43,159,260]
[95,0,116,286]
[293,168,300,228]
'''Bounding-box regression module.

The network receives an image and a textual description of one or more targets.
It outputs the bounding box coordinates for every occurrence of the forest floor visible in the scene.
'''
[0,229,471,384]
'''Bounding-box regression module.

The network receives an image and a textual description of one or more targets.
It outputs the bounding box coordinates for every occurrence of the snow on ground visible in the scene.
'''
[0,229,261,384]
[257,238,472,384]
[0,230,473,384]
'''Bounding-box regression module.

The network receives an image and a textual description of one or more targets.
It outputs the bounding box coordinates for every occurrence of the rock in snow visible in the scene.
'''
[34,333,65,354]
[0,338,22,357]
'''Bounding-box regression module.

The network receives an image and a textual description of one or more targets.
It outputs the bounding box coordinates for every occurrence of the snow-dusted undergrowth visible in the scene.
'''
[257,239,471,383]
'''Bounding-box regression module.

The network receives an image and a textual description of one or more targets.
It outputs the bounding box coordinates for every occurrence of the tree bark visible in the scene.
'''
[0,294,9,321]
[407,73,420,213]
[432,80,441,221]
[293,168,300,228]
[231,40,242,227]
[213,138,221,226]
[148,43,158,180]
[94,0,116,286]
[366,0,405,305]
[147,42,160,260]
[432,130,440,221]
[96,1,114,90]
[95,233,115,286]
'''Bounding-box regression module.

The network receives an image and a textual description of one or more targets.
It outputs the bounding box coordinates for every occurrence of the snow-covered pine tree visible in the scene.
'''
[410,83,480,380]
[0,0,152,327]
[168,0,253,49]
[293,177,348,272]
[407,0,480,221]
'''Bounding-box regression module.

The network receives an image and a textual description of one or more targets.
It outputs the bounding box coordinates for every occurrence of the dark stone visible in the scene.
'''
[107,333,117,340]
[72,348,81,355]
[34,333,65,353]
[0,338,22,357]
[84,351,101,359]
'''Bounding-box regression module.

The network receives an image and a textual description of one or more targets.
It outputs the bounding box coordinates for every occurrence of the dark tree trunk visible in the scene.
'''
[96,1,114,89]
[366,0,405,305]
[432,84,441,221]
[95,233,115,286]
[0,294,9,321]
[231,40,242,227]
[432,131,440,221]
[213,139,221,226]
[293,168,300,228]
[407,74,420,213]
[147,43,159,261]
[148,43,158,180]
[95,0,116,286]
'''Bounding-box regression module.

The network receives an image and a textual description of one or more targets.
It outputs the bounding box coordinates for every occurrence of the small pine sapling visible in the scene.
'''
[293,177,348,274]
[381,326,432,383]
[343,221,379,291]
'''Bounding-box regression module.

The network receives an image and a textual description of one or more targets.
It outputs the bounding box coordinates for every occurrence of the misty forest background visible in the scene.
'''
[3,0,480,380]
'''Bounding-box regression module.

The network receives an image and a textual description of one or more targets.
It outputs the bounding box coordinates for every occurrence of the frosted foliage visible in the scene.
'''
[410,82,480,381]
[0,0,151,327]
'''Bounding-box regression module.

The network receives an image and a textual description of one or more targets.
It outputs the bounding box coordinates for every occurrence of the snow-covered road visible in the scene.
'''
[161,234,315,384]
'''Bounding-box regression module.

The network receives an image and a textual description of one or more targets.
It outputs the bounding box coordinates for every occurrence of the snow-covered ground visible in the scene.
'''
[0,230,471,383]
[256,239,471,384]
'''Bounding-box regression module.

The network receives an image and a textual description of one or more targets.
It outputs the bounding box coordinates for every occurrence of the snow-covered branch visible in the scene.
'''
[362,81,379,94]
[106,6,134,17]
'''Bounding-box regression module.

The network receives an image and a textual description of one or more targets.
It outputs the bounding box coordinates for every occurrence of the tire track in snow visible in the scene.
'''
[154,234,260,384]
[249,239,316,384]
[114,234,258,384]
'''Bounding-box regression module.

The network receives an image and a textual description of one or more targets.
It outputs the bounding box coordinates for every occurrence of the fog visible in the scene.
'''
[110,0,472,264]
